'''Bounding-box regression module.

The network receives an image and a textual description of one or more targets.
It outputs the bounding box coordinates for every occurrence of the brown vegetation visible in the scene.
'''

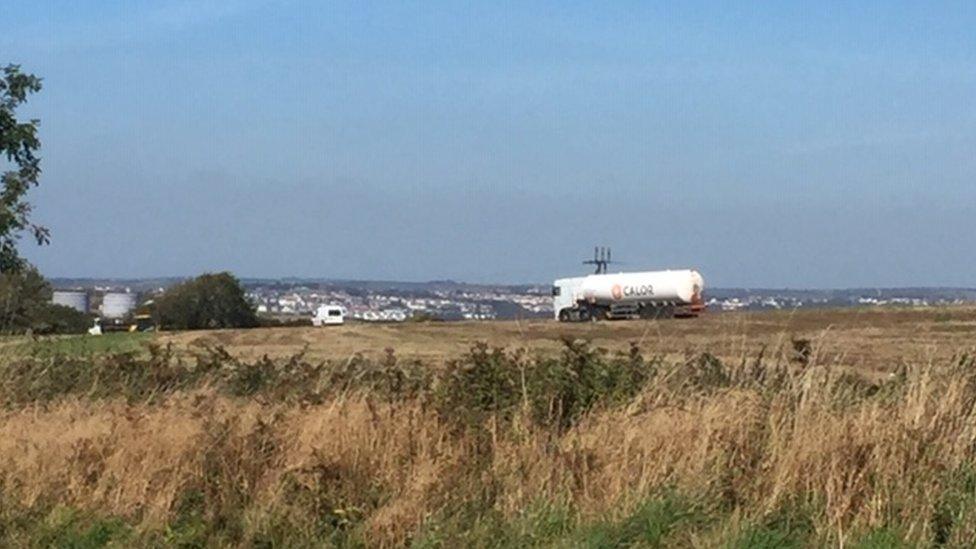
[1,310,976,546]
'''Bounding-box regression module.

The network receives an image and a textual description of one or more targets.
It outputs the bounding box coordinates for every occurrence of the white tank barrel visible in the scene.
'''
[101,292,138,319]
[579,270,704,305]
[52,290,89,313]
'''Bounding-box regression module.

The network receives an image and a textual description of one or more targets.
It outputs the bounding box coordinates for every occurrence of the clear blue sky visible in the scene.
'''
[4,1,975,287]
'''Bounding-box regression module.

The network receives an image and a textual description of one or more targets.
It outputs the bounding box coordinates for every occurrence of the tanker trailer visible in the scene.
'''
[552,269,705,322]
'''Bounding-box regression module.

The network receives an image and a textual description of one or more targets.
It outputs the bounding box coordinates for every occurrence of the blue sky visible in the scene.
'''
[4,1,975,286]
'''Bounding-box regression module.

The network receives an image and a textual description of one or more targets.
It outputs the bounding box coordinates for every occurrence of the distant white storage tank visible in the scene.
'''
[101,292,138,319]
[52,290,89,313]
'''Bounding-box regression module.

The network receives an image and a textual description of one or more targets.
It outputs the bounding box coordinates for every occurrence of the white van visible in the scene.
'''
[312,305,345,326]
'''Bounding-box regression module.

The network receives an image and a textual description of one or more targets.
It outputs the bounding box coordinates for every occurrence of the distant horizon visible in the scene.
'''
[45,274,976,293]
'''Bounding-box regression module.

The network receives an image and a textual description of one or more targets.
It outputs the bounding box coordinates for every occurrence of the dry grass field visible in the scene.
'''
[2,305,976,547]
[160,306,976,377]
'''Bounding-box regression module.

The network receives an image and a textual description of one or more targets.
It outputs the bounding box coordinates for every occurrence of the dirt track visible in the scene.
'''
[157,306,976,375]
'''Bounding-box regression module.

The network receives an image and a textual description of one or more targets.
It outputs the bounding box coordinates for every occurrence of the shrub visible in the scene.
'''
[436,339,655,432]
[153,272,258,330]
[533,339,653,428]
[28,303,93,335]
[0,267,89,334]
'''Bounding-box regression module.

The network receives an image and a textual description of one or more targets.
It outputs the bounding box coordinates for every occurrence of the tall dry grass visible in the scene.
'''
[0,340,975,546]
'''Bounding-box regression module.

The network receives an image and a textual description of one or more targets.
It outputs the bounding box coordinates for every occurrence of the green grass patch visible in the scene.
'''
[414,493,707,548]
[722,501,818,549]
[26,507,131,548]
[6,332,155,358]
[849,527,913,549]
[579,494,707,547]
[0,496,921,548]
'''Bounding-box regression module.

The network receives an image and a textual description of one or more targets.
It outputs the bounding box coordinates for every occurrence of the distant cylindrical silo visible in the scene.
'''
[101,292,138,319]
[52,290,89,313]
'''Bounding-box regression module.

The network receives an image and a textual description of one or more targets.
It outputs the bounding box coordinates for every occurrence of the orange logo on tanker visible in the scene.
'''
[611,284,623,300]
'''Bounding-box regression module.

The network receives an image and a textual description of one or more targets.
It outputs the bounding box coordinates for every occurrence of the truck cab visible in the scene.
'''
[552,277,587,321]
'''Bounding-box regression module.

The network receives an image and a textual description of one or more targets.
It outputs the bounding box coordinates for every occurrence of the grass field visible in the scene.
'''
[1,306,975,547]
[158,305,974,378]
[8,306,974,371]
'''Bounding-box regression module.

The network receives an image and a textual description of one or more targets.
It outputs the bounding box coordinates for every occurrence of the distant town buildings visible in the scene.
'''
[245,283,975,323]
[49,278,976,324]
[245,284,552,321]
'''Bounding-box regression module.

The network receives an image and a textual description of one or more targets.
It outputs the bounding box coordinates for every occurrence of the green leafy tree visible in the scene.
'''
[0,64,47,273]
[0,267,90,334]
[154,272,259,330]
[0,266,48,332]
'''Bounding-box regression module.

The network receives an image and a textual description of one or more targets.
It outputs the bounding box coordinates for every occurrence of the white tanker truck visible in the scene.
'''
[552,269,706,322]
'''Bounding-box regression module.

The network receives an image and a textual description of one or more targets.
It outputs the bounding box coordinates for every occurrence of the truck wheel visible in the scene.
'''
[558,309,571,322]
